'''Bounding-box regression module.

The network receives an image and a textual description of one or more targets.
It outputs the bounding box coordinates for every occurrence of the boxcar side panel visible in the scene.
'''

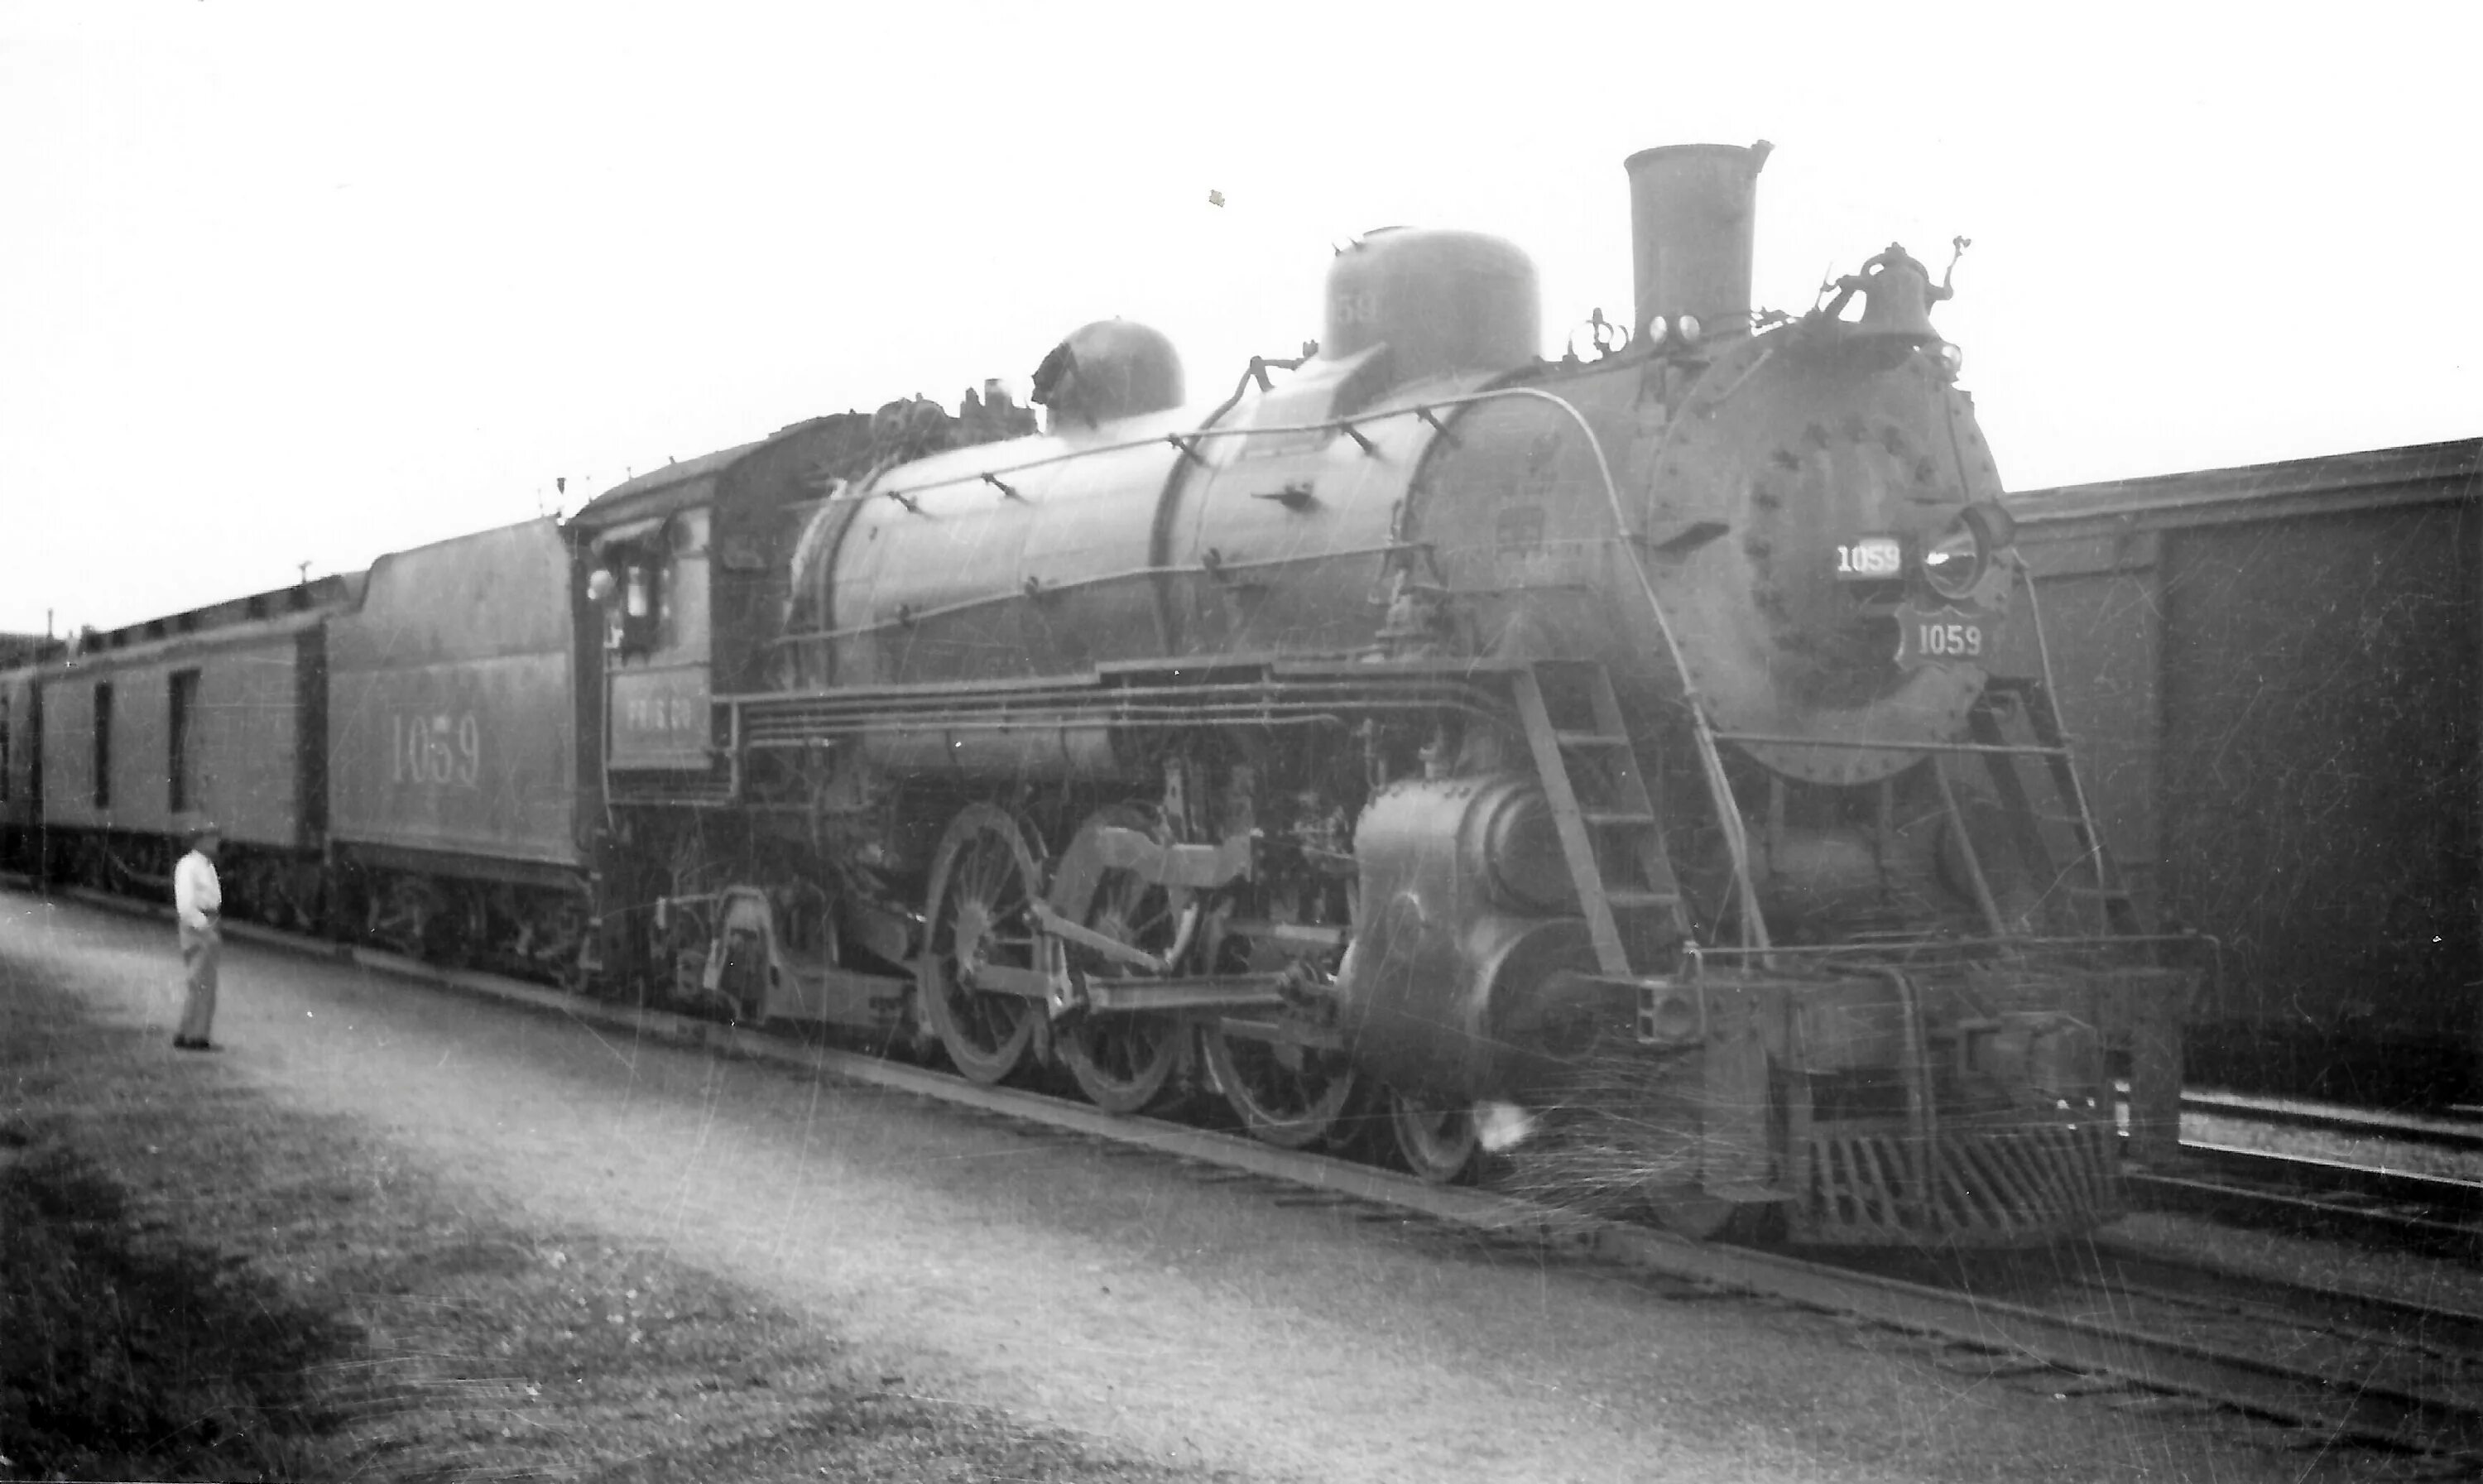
[2159,500,2480,1088]
[2009,530,2164,909]
[328,520,582,867]
[109,667,171,836]
[36,639,305,848]
[0,668,34,833]
[188,645,305,846]
[38,671,93,827]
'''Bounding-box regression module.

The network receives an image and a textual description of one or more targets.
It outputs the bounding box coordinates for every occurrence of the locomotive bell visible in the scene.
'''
[1836,243,1950,347]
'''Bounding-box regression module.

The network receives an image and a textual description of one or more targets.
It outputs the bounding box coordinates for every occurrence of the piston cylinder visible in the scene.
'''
[1333,775,1600,1102]
[1624,141,1771,344]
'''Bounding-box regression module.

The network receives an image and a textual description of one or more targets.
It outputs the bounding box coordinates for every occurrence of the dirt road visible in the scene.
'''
[2,892,2366,1482]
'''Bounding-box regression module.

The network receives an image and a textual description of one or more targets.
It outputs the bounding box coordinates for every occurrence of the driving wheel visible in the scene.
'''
[1053,804,1188,1114]
[919,804,1046,1084]
[1203,1023,1362,1150]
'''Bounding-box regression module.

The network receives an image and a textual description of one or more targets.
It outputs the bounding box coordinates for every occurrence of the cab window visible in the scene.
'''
[604,548,665,656]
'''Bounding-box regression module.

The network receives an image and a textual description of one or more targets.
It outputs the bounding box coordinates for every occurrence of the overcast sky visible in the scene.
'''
[2,2,2476,636]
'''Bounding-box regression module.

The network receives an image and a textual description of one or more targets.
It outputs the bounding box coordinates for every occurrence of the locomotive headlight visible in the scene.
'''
[1646,314,1669,345]
[1920,502,2017,600]
[1676,313,1703,345]
[1920,519,1983,598]
[1936,341,1965,378]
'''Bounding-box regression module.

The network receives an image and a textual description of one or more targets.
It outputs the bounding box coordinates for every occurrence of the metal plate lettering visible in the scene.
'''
[1836,535,1904,580]
[1895,603,1990,670]
[609,666,713,771]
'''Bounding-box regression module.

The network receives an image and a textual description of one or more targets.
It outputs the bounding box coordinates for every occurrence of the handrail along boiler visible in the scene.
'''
[579,141,2191,1246]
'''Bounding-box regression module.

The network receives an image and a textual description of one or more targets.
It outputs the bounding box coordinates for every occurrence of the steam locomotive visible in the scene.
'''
[1,142,2188,1246]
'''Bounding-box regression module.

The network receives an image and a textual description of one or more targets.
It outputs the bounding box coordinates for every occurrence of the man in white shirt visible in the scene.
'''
[172,824,223,1049]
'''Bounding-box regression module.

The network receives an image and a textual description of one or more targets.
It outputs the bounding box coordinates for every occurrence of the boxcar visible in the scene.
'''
[2007,438,2481,1107]
[0,660,42,874]
[324,517,606,977]
[26,579,354,928]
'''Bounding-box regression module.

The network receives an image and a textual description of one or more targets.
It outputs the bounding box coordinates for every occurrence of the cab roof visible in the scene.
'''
[568,439,770,531]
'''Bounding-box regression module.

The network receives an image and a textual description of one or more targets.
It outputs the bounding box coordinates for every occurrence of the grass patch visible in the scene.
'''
[2,1129,356,1480]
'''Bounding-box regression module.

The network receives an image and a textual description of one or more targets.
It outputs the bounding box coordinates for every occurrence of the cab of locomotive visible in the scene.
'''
[578,465,727,778]
[584,510,704,662]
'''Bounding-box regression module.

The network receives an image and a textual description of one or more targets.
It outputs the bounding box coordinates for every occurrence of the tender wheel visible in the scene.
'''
[1389,1088,1481,1184]
[435,885,487,969]
[372,875,463,963]
[919,804,1047,1085]
[1053,805,1189,1115]
[1203,1025,1362,1150]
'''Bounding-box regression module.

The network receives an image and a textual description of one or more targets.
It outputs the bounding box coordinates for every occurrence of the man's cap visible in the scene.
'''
[187,822,224,846]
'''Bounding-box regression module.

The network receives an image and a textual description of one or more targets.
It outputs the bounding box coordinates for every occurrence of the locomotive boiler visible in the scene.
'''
[577,141,2186,1245]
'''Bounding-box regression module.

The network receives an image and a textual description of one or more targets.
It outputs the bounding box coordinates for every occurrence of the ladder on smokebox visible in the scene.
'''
[1510,660,1693,986]
[1515,661,1794,1217]
[1965,675,2140,939]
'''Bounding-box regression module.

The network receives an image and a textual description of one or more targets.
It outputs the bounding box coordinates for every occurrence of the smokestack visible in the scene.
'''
[1623,140,1772,344]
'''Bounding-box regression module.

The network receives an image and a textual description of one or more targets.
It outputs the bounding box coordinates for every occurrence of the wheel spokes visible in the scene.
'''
[1205,1024,1359,1150]
[921,807,1045,1083]
[1054,804,1188,1115]
[1390,1088,1481,1184]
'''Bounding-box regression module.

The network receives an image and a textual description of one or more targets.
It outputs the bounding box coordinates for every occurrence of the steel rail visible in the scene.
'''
[2164,1087,2483,1155]
[2081,1234,2483,1351]
[2124,1144,2482,1261]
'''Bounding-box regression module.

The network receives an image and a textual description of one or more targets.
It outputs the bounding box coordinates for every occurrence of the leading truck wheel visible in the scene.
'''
[920,804,1047,1085]
[1389,1088,1482,1184]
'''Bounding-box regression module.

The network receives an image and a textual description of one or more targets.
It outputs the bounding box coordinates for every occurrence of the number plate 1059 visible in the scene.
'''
[1836,535,1904,579]
[1894,603,1989,670]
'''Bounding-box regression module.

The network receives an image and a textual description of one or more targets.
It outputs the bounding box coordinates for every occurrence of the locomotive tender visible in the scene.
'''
[2,142,2183,1246]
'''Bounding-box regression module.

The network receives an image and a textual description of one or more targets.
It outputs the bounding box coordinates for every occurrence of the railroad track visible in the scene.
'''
[2125,1144,2481,1261]
[2166,1086,2483,1155]
[18,881,2483,1472]
[2116,1086,2483,1260]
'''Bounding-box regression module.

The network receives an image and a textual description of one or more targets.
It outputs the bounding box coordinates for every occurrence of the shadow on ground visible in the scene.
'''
[2,1122,359,1480]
